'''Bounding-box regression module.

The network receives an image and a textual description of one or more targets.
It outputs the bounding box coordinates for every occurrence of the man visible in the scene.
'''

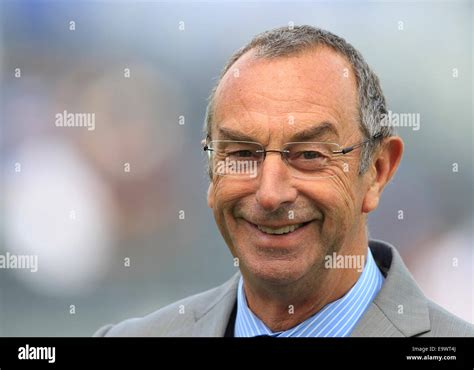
[95,26,473,337]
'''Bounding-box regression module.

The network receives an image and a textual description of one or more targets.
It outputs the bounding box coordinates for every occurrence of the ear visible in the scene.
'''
[362,136,404,213]
[207,182,214,209]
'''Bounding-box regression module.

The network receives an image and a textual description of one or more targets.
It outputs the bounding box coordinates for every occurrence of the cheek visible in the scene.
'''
[213,178,255,210]
[299,171,359,229]
[325,159,361,211]
[329,174,359,212]
[305,180,358,253]
[211,179,256,236]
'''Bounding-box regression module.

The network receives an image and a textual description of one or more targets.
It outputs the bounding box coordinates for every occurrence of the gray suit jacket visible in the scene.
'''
[94,240,474,337]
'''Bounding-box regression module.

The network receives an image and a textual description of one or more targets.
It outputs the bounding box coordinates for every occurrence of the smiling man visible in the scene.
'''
[95,26,473,337]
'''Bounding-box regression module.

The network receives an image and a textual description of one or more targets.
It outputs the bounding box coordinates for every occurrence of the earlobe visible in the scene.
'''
[362,184,380,213]
[207,183,214,209]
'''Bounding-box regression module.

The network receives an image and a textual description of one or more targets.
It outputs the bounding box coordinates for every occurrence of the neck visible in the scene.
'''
[242,237,369,332]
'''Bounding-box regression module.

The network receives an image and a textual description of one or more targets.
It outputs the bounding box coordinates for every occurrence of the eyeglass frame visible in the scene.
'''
[203,132,383,164]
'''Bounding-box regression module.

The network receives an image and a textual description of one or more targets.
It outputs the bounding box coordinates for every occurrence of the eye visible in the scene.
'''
[301,151,323,160]
[292,150,325,160]
[228,150,254,158]
[287,148,330,171]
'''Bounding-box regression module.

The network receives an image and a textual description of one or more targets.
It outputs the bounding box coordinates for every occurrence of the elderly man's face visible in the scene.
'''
[208,47,372,284]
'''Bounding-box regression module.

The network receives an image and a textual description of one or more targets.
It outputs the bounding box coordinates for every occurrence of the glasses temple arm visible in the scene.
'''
[334,133,383,155]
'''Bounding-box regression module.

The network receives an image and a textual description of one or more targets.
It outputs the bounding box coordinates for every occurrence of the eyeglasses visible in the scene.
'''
[203,133,382,179]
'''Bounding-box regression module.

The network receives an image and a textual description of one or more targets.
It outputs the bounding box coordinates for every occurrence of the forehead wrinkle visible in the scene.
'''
[218,80,352,132]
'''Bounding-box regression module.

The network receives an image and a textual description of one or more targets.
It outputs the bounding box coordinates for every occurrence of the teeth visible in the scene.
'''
[257,223,303,235]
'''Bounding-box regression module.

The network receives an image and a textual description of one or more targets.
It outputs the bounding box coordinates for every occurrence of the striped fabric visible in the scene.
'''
[235,248,384,337]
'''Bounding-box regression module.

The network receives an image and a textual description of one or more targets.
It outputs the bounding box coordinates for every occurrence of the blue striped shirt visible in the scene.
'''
[235,248,384,337]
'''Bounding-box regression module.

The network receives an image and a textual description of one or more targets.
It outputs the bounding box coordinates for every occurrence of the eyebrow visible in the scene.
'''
[290,122,339,142]
[216,121,339,143]
[217,127,258,142]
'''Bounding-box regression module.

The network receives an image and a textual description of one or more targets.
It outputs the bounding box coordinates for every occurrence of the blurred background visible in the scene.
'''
[0,0,472,335]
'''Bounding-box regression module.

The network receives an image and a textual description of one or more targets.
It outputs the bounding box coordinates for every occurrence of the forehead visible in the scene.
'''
[212,46,359,140]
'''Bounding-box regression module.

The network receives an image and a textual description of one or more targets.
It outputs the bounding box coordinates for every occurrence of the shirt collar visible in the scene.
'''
[235,247,384,337]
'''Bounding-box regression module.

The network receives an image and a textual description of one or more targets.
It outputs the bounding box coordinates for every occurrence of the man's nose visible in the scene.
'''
[255,153,297,212]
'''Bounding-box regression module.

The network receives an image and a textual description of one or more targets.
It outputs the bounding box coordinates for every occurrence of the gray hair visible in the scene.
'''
[204,25,394,174]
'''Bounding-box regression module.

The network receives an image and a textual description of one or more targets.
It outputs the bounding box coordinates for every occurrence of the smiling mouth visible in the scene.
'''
[246,221,312,235]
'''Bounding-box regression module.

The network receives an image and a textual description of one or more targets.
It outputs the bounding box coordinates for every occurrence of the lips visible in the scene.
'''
[240,218,316,249]
[256,223,305,235]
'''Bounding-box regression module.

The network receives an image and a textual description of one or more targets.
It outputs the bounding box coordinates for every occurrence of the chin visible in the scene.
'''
[242,255,314,286]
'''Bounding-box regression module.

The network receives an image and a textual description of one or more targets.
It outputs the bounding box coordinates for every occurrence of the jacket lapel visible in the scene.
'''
[191,273,240,336]
[351,240,431,337]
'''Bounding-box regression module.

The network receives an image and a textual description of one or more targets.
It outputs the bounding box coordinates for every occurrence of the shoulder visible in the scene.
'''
[94,274,239,337]
[368,239,473,337]
[424,300,474,337]
[93,294,196,337]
